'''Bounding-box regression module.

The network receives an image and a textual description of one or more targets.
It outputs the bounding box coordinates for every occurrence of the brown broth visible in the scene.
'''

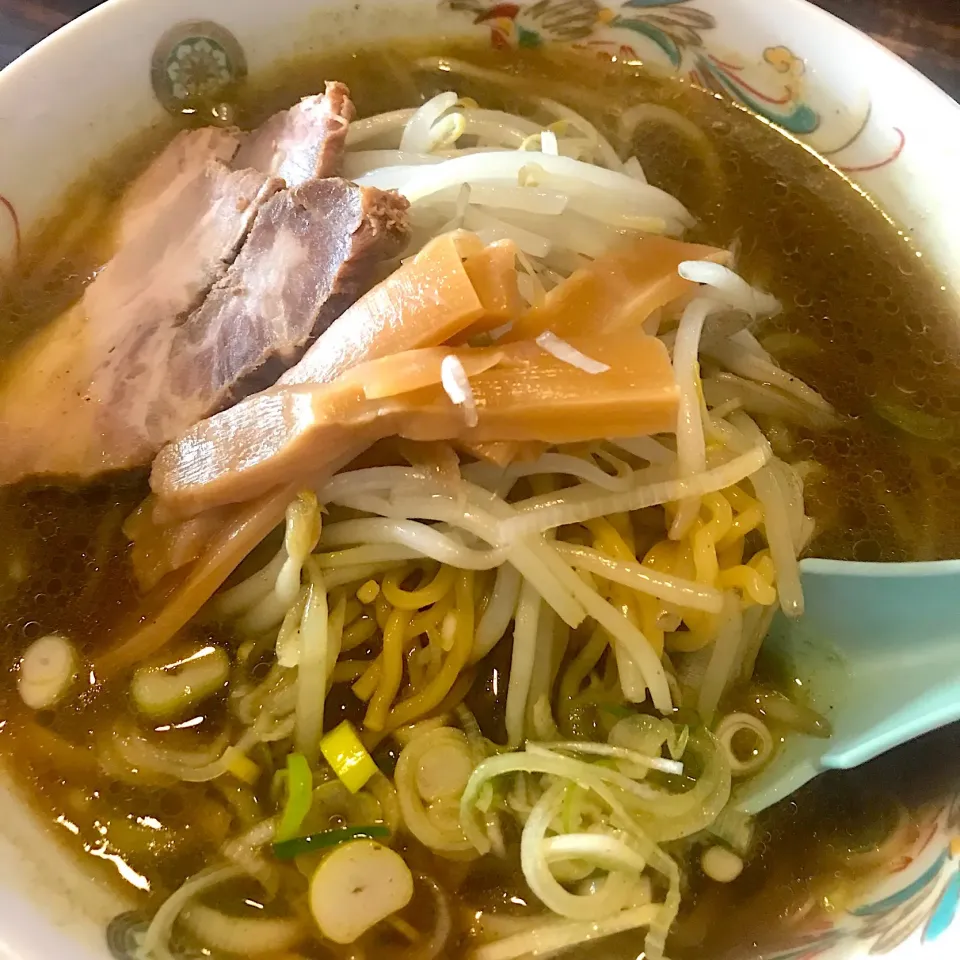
[0,38,959,959]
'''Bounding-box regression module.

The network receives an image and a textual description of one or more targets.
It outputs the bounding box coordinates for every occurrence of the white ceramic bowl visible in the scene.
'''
[0,2,958,959]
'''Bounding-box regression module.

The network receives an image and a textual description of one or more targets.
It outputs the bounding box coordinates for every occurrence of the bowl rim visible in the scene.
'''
[779,0,959,115]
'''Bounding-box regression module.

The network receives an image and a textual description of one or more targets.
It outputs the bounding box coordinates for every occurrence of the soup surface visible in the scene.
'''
[0,39,959,960]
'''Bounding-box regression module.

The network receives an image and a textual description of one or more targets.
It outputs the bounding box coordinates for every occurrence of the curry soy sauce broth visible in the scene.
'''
[0,38,958,959]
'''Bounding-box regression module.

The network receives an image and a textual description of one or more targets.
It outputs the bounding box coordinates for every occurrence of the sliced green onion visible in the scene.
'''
[275,753,313,843]
[272,825,390,861]
[561,782,584,834]
[874,397,953,441]
[320,721,377,793]
[598,703,634,720]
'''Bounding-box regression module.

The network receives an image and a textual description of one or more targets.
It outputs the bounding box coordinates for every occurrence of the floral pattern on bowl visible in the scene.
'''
[151,20,247,113]
[764,796,960,960]
[442,0,906,174]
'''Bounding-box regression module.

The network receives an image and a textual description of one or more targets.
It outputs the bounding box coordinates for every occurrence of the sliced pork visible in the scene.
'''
[116,127,242,247]
[115,80,354,248]
[155,179,410,434]
[0,81,399,487]
[234,81,355,186]
[0,176,407,485]
[0,163,282,484]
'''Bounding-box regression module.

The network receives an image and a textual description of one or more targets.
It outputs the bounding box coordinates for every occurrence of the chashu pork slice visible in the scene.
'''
[156,179,410,432]
[114,79,354,249]
[0,81,375,486]
[0,162,281,485]
[233,81,355,186]
[0,177,409,484]
[116,127,243,247]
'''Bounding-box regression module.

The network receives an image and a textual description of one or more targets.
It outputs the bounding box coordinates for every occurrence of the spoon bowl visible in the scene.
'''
[734,558,960,814]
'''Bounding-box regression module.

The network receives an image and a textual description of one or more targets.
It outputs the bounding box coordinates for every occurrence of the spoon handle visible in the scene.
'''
[822,675,960,770]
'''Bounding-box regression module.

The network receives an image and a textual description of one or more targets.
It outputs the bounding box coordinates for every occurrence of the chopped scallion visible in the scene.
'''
[272,824,390,860]
[874,397,953,441]
[320,721,377,793]
[224,746,261,785]
[275,753,313,843]
[598,703,634,720]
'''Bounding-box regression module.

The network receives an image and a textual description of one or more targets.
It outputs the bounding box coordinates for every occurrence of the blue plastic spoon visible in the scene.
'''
[732,558,960,814]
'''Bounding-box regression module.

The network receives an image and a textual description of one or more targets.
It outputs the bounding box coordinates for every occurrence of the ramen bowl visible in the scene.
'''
[0,1,958,959]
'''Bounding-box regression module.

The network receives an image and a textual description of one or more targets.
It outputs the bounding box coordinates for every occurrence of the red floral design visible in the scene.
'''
[442,0,907,172]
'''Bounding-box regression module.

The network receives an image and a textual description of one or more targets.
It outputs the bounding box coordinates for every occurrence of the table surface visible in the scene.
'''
[0,0,958,94]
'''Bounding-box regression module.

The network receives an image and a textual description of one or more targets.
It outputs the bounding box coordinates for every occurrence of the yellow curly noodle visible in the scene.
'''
[328,559,481,741]
[366,608,414,731]
[551,483,778,730]
[719,484,764,548]
[383,564,456,610]
[661,486,775,611]
[718,551,777,606]
[386,570,475,730]
[350,563,452,699]
[341,604,378,652]
[374,589,392,631]
[409,588,455,642]
[330,660,367,684]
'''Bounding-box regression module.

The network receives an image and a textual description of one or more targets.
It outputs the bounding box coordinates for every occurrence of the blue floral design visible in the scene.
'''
[694,55,819,134]
[608,15,682,65]
[923,864,960,942]
[852,852,949,919]
[443,0,821,134]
